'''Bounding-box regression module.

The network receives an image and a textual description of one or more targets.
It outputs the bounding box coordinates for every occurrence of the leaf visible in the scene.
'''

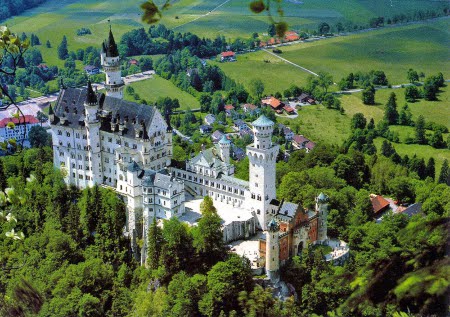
[141,1,162,24]
[249,0,265,13]
[276,22,288,38]
[6,213,17,223]
[5,228,15,238]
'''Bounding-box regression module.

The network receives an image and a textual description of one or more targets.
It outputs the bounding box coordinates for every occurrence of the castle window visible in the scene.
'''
[83,135,87,140]
[257,195,261,201]
[255,183,258,187]
[251,193,255,199]
[57,130,62,135]
[76,133,80,138]
[257,209,260,214]
[133,144,137,149]
[108,137,112,142]
[66,132,70,137]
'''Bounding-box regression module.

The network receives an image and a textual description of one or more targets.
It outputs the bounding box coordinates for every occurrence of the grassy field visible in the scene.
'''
[279,21,450,85]
[374,137,450,176]
[160,0,449,39]
[124,75,200,110]
[340,85,450,129]
[279,105,351,145]
[4,0,145,67]
[210,50,312,95]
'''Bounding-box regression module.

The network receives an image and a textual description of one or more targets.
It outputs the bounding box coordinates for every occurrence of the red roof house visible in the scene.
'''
[0,115,39,128]
[224,104,235,111]
[221,51,236,62]
[370,195,391,215]
[261,97,283,111]
[283,105,295,114]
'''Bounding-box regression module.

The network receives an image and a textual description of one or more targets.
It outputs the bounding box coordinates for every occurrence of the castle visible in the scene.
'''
[50,29,329,278]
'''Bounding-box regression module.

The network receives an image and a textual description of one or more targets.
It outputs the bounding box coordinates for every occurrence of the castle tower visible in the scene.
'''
[218,135,231,164]
[246,115,279,230]
[84,80,102,186]
[316,192,329,241]
[265,218,280,283]
[101,26,124,99]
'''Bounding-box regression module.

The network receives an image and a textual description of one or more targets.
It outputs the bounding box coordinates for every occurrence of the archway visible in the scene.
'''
[297,242,304,255]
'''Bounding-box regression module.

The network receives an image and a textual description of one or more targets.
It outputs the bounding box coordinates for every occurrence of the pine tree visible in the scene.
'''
[57,35,69,60]
[0,160,6,192]
[424,157,436,180]
[414,115,427,144]
[429,130,444,148]
[46,40,51,48]
[417,158,427,180]
[147,217,163,270]
[438,159,449,185]
[399,104,412,125]
[367,118,375,130]
[362,85,375,105]
[384,92,399,124]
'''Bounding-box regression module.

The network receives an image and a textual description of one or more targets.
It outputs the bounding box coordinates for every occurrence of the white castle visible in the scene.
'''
[50,29,329,276]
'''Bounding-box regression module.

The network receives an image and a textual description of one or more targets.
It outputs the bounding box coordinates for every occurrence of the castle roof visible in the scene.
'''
[218,134,231,145]
[252,114,273,127]
[86,80,98,105]
[318,192,329,203]
[52,87,159,140]
[102,28,119,58]
[267,218,280,232]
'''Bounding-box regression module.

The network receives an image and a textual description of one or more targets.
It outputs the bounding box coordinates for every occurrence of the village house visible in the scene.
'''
[84,65,100,75]
[298,93,316,105]
[129,59,139,66]
[204,114,216,125]
[224,104,235,116]
[211,130,225,143]
[284,31,300,42]
[231,145,245,161]
[242,103,259,115]
[370,194,391,216]
[233,119,246,131]
[220,51,236,62]
[199,125,212,134]
[0,115,40,143]
[292,134,316,152]
[278,124,294,141]
[262,96,284,114]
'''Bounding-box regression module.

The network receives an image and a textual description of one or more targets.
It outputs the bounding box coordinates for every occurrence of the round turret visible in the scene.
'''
[267,218,280,232]
[251,115,274,150]
[218,135,231,164]
[265,217,280,283]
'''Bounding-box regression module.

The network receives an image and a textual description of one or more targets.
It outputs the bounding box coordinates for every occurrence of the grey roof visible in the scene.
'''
[278,202,299,218]
[211,130,224,141]
[52,87,158,140]
[318,192,329,202]
[267,218,280,232]
[252,114,273,127]
[402,203,422,217]
[127,161,142,172]
[154,172,174,188]
[218,173,249,188]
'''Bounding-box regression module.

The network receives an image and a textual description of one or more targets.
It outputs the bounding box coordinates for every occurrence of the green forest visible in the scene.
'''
[0,141,448,316]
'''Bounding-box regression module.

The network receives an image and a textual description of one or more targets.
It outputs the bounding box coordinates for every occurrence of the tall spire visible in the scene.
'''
[105,25,119,57]
[86,80,98,105]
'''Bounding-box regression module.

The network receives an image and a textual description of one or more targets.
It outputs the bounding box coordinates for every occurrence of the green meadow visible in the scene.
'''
[340,86,450,129]
[124,75,200,110]
[160,0,448,39]
[209,50,311,95]
[279,21,450,85]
